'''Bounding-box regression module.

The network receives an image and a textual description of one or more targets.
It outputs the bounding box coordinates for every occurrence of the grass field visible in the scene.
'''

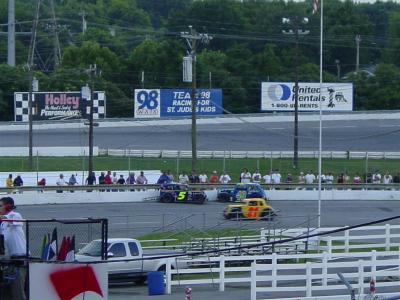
[1,156,399,181]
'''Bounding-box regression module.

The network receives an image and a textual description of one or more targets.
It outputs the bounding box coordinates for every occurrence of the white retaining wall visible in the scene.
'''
[0,147,98,156]
[2,189,399,205]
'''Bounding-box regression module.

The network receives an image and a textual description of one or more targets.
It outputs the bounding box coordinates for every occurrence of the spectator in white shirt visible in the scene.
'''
[298,172,305,184]
[252,170,262,183]
[240,168,252,183]
[199,172,208,184]
[325,172,334,184]
[178,172,189,184]
[372,171,382,184]
[305,171,316,184]
[219,172,231,184]
[263,172,272,184]
[271,170,281,184]
[383,172,392,184]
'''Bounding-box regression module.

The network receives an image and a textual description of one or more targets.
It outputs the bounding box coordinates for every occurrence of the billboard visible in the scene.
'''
[14,91,106,121]
[261,82,353,112]
[134,89,223,118]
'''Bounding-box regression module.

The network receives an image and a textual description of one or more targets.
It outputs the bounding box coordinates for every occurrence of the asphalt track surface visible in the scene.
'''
[1,114,400,151]
[17,199,400,300]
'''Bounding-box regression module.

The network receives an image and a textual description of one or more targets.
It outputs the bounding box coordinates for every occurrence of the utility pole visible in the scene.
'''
[7,0,15,66]
[49,0,61,67]
[355,35,361,73]
[282,17,310,169]
[87,64,99,177]
[180,26,212,171]
[27,0,41,171]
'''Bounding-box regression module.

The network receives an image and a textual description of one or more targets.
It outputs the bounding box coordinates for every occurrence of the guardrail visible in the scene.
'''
[100,149,400,159]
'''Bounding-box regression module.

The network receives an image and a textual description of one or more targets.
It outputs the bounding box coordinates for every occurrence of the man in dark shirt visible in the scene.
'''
[189,170,200,184]
[86,172,96,185]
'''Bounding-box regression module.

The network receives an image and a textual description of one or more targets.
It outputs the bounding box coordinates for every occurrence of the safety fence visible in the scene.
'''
[264,224,400,254]
[165,250,400,299]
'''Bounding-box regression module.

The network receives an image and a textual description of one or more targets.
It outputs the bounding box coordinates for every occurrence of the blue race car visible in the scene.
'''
[159,183,207,204]
[217,183,267,202]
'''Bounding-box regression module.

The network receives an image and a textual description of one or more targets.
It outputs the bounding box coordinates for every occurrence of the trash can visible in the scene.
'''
[147,271,165,295]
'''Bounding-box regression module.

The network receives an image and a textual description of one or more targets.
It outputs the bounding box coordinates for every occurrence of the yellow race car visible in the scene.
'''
[223,198,277,220]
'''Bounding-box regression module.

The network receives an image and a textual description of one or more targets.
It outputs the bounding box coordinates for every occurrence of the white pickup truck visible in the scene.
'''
[75,238,187,284]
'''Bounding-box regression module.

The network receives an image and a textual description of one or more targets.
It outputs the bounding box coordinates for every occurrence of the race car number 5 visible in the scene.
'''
[177,191,187,200]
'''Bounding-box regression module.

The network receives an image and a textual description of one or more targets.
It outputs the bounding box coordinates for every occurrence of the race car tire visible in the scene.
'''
[193,194,206,205]
[217,193,230,202]
[261,209,274,220]
[160,194,174,203]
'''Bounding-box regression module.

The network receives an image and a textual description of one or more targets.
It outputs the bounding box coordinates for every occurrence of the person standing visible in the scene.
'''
[0,197,27,300]
[117,175,126,185]
[219,172,231,184]
[252,170,262,183]
[199,172,208,184]
[112,172,118,185]
[99,172,106,185]
[104,171,112,185]
[209,171,219,184]
[263,172,272,184]
[13,175,23,188]
[157,171,171,185]
[240,168,251,183]
[56,174,66,193]
[305,171,316,184]
[178,172,189,184]
[6,174,13,188]
[189,170,200,184]
[68,174,77,186]
[136,171,148,185]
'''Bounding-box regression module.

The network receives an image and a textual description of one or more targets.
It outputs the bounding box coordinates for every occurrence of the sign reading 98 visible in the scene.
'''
[136,90,159,109]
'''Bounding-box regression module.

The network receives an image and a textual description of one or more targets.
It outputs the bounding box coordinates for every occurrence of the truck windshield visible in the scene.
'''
[77,241,110,257]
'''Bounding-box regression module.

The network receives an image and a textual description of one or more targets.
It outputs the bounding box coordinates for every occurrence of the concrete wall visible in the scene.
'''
[0,147,98,156]
[3,189,400,206]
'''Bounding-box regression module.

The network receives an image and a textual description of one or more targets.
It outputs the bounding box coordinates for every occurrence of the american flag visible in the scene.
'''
[312,0,319,14]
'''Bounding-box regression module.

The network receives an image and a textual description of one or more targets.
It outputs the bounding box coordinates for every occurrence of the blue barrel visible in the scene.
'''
[147,271,165,295]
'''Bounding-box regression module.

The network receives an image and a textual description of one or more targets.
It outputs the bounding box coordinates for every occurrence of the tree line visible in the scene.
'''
[0,0,400,121]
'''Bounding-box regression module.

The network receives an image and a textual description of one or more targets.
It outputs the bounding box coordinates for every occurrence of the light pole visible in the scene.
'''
[335,59,340,80]
[181,26,212,171]
[282,17,310,169]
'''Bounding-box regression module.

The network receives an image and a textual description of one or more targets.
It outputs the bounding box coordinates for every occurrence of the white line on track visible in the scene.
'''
[112,222,159,225]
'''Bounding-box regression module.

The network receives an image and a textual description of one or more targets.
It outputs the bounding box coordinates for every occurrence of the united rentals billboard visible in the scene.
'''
[14,91,106,121]
[261,82,353,112]
[134,89,223,118]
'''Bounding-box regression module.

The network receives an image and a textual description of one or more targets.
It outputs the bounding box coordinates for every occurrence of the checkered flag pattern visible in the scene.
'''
[14,91,106,121]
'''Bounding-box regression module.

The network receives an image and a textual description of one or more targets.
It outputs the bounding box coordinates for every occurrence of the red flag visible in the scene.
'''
[49,265,103,300]
[312,0,319,14]
[57,236,68,261]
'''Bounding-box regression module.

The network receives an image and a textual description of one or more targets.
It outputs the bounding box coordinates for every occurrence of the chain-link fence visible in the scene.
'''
[25,218,107,259]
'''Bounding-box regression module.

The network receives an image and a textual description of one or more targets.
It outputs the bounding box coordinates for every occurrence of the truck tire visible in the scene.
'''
[160,194,174,203]
[217,193,230,202]
[134,276,147,285]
